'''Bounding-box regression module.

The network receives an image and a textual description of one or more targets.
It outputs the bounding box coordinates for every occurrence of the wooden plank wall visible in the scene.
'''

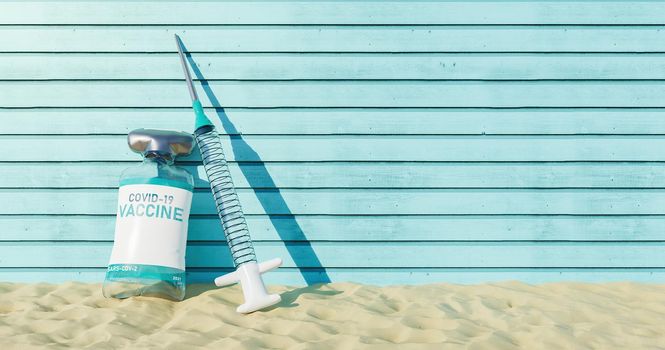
[2,1,665,285]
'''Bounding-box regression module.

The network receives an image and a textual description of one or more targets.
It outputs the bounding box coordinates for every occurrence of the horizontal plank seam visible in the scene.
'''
[5,24,665,28]
[0,213,665,219]
[7,187,665,190]
[3,133,665,137]
[4,266,664,270]
[6,106,665,110]
[7,161,665,165]
[6,134,665,139]
[7,105,665,108]
[4,23,665,26]
[7,79,665,82]
[12,77,665,81]
[8,51,665,54]
[3,267,665,270]
[12,188,665,192]
[1,240,663,244]
[6,160,665,164]
[7,52,665,56]
[3,241,665,245]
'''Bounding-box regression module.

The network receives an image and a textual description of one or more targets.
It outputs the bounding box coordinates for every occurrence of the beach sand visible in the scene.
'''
[0,281,664,349]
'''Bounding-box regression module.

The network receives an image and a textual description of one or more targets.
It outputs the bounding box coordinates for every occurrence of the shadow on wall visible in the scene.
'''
[181,43,331,285]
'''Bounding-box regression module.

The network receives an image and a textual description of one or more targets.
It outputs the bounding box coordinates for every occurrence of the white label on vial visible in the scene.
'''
[109,184,193,270]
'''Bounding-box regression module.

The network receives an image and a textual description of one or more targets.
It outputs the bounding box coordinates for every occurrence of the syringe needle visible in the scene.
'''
[174,34,198,102]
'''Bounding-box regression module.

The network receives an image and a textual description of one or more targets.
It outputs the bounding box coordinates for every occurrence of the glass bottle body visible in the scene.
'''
[103,156,194,301]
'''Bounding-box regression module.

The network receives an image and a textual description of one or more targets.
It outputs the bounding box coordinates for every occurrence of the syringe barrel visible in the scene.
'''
[195,125,257,267]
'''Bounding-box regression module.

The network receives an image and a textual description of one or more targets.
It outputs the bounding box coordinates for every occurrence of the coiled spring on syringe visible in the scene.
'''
[195,126,257,266]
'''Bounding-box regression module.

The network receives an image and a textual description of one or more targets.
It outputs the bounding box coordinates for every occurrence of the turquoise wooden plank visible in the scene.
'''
[2,2,664,286]
[6,135,665,162]
[5,162,665,189]
[14,268,665,285]
[8,108,665,135]
[3,26,665,53]
[3,215,665,242]
[5,189,665,215]
[1,242,664,268]
[3,2,665,25]
[5,268,665,285]
[5,81,665,108]
[7,53,665,80]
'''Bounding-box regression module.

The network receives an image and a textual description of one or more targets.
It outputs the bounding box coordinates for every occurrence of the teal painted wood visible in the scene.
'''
[4,27,665,53]
[3,2,665,284]
[2,241,664,268]
[5,188,665,215]
[3,2,665,25]
[7,53,665,80]
[8,109,665,135]
[4,268,665,285]
[2,215,665,242]
[7,135,665,162]
[6,81,665,108]
[6,162,665,189]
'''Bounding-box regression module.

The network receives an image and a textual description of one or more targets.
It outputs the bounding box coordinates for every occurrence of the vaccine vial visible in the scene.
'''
[103,129,195,301]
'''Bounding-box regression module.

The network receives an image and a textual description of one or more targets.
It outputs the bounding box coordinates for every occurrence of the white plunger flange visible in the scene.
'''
[214,258,283,313]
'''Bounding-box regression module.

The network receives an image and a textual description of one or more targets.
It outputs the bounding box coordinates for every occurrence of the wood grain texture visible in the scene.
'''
[3,268,665,285]
[3,188,665,215]
[4,135,665,162]
[5,162,665,189]
[6,108,665,135]
[1,241,664,268]
[3,2,665,25]
[2,215,664,242]
[6,53,665,80]
[3,27,665,53]
[4,81,665,108]
[2,2,665,284]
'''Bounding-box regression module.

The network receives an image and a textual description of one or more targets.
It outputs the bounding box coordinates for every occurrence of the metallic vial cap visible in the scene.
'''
[127,128,194,158]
